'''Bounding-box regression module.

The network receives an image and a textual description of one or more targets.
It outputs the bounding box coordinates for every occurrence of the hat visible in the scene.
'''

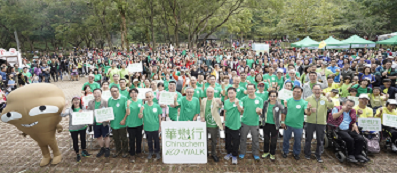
[88,74,95,77]
[277,69,284,73]
[387,48,391,51]
[388,56,394,59]
[169,80,177,84]
[331,89,339,93]
[133,79,139,83]
[322,61,328,65]
[258,82,265,85]
[358,94,369,100]
[72,96,81,100]
[387,99,397,105]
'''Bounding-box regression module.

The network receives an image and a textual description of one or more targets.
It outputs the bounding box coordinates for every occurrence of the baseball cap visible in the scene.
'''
[133,79,139,83]
[358,94,369,100]
[258,82,265,86]
[331,89,339,93]
[277,69,284,73]
[387,56,394,59]
[72,96,81,100]
[388,99,397,105]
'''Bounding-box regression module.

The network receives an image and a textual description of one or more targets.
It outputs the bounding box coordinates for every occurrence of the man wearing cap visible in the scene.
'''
[375,99,397,151]
[284,69,302,88]
[304,84,333,162]
[168,80,183,121]
[354,94,373,118]
[108,86,129,158]
[255,81,269,102]
[302,72,328,99]
[82,74,101,92]
[174,87,200,121]
[380,79,397,99]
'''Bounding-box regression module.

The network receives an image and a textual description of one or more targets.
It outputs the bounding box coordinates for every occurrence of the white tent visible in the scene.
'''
[378,32,397,41]
[0,48,23,67]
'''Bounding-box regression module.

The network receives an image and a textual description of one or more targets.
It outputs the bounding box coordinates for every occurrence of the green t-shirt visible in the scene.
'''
[309,83,316,90]
[94,101,102,125]
[109,83,121,90]
[120,89,129,99]
[164,81,170,91]
[94,74,102,81]
[246,59,254,68]
[241,96,264,126]
[23,72,32,83]
[205,100,217,127]
[152,91,158,104]
[247,76,256,84]
[142,103,163,131]
[266,103,275,124]
[263,74,271,81]
[70,108,87,132]
[204,87,222,98]
[352,84,372,97]
[193,88,204,99]
[224,99,241,130]
[270,75,284,90]
[178,97,200,121]
[286,72,301,80]
[104,66,111,75]
[168,92,183,121]
[196,82,204,89]
[82,82,101,91]
[108,96,128,129]
[126,99,143,128]
[255,91,269,102]
[285,98,308,128]
[239,81,248,88]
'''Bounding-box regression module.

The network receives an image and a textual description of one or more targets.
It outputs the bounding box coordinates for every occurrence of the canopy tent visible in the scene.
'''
[290,36,319,49]
[341,35,375,48]
[378,32,397,41]
[376,35,397,45]
[323,36,350,49]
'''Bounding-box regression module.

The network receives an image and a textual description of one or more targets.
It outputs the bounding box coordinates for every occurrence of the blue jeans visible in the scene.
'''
[282,125,303,155]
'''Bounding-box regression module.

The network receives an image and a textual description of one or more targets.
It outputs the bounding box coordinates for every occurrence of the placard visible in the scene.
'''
[278,89,293,100]
[383,114,397,128]
[94,107,114,122]
[347,96,359,107]
[83,94,95,107]
[72,111,93,125]
[102,90,112,101]
[162,121,207,164]
[358,118,381,131]
[159,92,176,105]
[127,62,143,73]
[137,88,152,99]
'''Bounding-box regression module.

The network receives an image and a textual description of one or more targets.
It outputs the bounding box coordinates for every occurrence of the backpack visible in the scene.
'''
[364,134,380,153]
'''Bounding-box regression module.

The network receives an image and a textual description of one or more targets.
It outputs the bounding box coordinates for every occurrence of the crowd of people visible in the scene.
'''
[5,45,397,164]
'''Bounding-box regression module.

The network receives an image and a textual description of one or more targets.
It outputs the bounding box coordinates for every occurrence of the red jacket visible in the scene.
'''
[327,106,357,129]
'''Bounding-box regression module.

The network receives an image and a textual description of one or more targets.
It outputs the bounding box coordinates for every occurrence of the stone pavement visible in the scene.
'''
[1,78,397,173]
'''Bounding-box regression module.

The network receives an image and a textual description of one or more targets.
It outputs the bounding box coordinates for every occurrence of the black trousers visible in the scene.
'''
[383,126,397,144]
[127,125,143,156]
[70,128,87,153]
[337,130,365,156]
[225,126,240,157]
[145,131,160,153]
[263,123,278,155]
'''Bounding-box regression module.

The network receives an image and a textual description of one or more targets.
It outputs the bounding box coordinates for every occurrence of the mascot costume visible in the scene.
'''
[1,83,65,166]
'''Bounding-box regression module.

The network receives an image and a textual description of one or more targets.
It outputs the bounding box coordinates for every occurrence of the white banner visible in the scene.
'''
[83,94,95,107]
[102,90,112,101]
[358,118,381,131]
[137,88,152,99]
[162,121,207,164]
[383,114,397,128]
[159,92,176,105]
[94,107,114,122]
[347,96,359,107]
[326,45,350,49]
[252,43,269,55]
[351,44,376,48]
[278,89,293,100]
[127,62,143,73]
[72,111,93,125]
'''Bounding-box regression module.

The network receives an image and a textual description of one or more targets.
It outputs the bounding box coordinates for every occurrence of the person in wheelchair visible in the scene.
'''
[375,99,397,151]
[328,99,368,163]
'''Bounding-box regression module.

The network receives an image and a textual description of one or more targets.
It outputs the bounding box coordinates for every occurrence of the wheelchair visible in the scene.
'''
[382,126,397,152]
[324,123,370,163]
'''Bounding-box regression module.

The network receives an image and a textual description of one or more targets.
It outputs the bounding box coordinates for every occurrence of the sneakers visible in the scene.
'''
[104,148,110,158]
[282,152,288,158]
[305,155,311,160]
[122,153,129,158]
[156,153,161,159]
[96,147,105,158]
[355,155,368,163]
[81,150,91,157]
[293,154,300,160]
[270,154,275,161]
[147,152,153,159]
[212,155,219,162]
[262,152,270,158]
[113,151,121,158]
[130,156,136,163]
[76,154,81,162]
[239,154,245,159]
[392,143,397,152]
[315,156,324,163]
[224,153,232,160]
[347,155,358,163]
[253,155,260,160]
[232,156,238,165]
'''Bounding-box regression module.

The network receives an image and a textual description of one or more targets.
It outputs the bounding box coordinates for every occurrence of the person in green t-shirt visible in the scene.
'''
[351,79,372,97]
[81,74,101,92]
[60,96,91,162]
[203,75,222,98]
[255,82,269,101]
[108,86,129,158]
[223,87,243,164]
[125,88,144,162]
[93,69,102,84]
[239,72,249,88]
[175,87,200,121]
[138,91,162,160]
[22,67,32,83]
[167,80,183,121]
[281,86,311,160]
[87,89,110,158]
[109,74,121,90]
[119,79,129,98]
[239,84,263,160]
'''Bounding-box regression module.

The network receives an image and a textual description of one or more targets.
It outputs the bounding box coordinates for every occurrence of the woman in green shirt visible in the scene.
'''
[350,79,372,97]
[60,96,91,162]
[93,69,102,86]
[339,76,352,98]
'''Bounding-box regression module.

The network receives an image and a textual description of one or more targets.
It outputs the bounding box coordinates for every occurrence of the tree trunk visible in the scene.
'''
[149,0,156,50]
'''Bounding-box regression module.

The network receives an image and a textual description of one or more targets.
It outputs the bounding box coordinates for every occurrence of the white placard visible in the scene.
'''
[159,92,176,105]
[358,118,381,131]
[278,89,293,100]
[252,43,269,55]
[72,111,93,125]
[127,62,143,73]
[383,114,397,128]
[347,96,359,107]
[83,94,95,107]
[94,107,114,122]
[137,88,152,99]
[162,121,207,164]
[102,90,112,101]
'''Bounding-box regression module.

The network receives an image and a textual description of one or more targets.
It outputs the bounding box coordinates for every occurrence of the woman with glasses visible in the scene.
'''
[261,90,283,161]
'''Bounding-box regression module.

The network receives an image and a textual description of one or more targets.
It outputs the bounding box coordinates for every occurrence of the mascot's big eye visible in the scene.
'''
[1,112,22,123]
[29,105,59,116]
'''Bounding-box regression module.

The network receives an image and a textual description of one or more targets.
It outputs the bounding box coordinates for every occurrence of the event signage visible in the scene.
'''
[162,121,207,164]
[159,92,176,105]
[101,90,112,101]
[278,89,293,100]
[137,88,152,99]
[83,94,95,107]
[94,107,114,122]
[383,114,397,128]
[72,111,94,125]
[358,118,381,131]
[127,62,143,72]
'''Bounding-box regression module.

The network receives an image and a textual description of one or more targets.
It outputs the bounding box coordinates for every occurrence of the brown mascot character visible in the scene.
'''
[1,83,65,166]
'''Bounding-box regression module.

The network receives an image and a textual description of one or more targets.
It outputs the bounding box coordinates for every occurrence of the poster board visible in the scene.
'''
[252,43,269,56]
[127,62,143,73]
[358,118,381,131]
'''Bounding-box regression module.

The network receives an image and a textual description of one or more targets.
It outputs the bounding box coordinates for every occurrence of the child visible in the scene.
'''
[156,82,169,121]
[32,75,40,83]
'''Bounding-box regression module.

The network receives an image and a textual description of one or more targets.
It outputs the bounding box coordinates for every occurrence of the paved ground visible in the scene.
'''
[1,78,397,173]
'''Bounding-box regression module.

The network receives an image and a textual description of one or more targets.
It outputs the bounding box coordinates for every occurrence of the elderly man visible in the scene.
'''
[204,75,222,98]
[82,74,101,92]
[353,94,373,118]
[304,84,334,162]
[174,87,200,121]
[302,72,328,99]
[200,87,223,162]
[168,80,183,121]
[284,69,302,88]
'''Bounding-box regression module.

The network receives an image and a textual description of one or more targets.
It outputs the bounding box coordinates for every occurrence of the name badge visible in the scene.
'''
[116,103,120,107]
[275,107,279,112]
[255,100,259,104]
[138,104,141,107]
[233,104,236,107]
[296,105,301,109]
[237,89,240,92]
[272,77,275,80]
[153,108,157,113]
[197,91,199,94]
[320,100,325,105]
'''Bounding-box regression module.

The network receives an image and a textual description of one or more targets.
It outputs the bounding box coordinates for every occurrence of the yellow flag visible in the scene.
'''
[319,41,326,49]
